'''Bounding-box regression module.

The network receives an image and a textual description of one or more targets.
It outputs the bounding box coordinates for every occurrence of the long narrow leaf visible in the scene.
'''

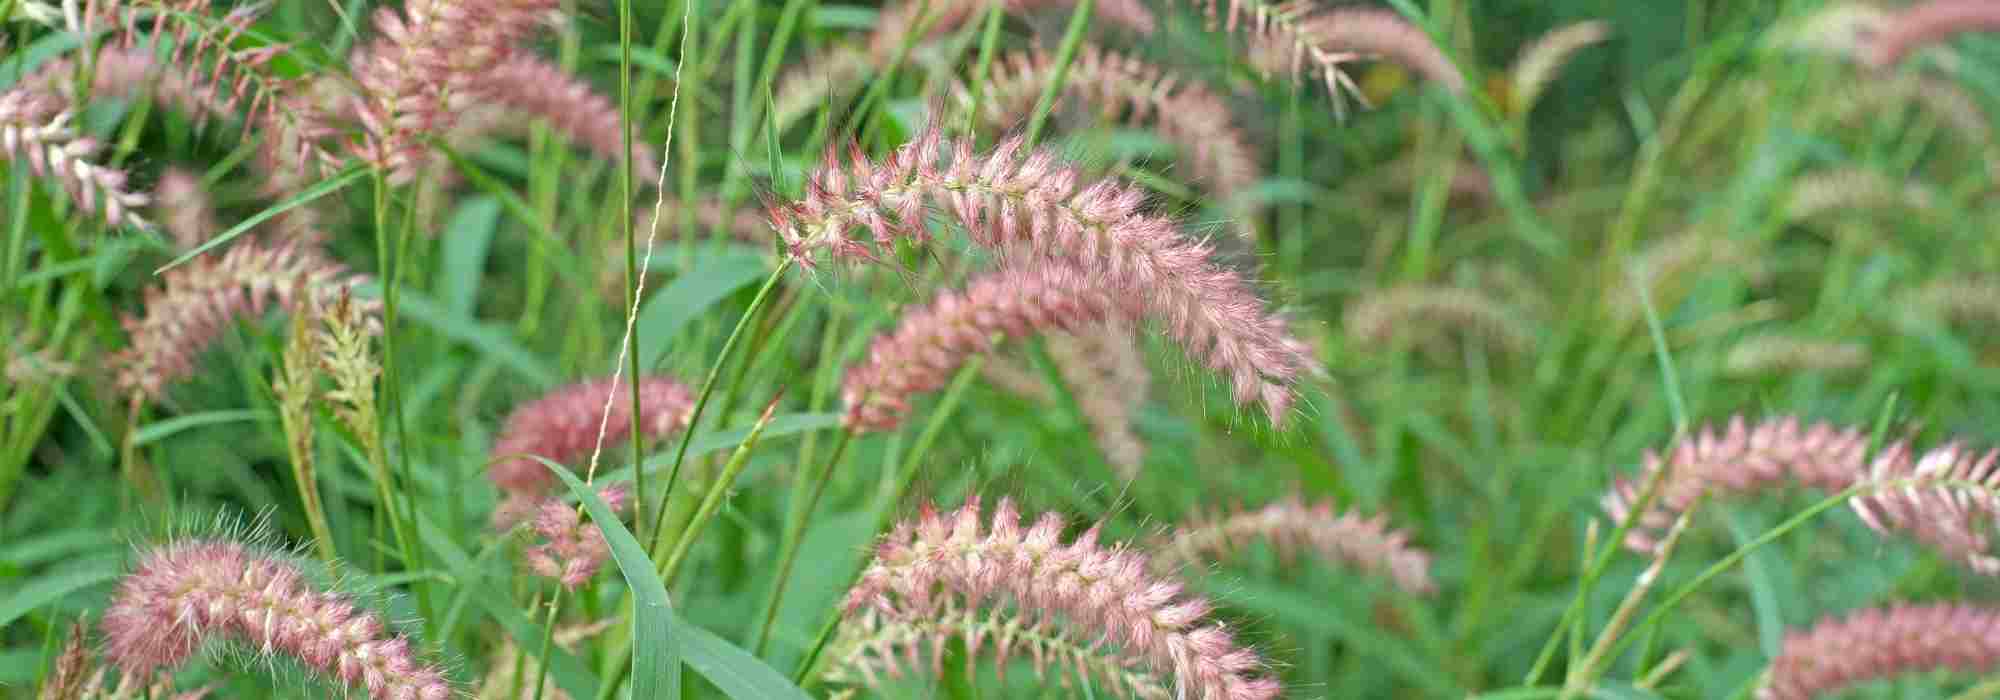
[540,458,681,698]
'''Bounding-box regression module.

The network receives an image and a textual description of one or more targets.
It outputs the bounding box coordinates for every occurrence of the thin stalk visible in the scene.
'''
[791,357,985,682]
[369,171,431,624]
[1561,505,1696,697]
[620,0,645,549]
[959,3,1007,136]
[529,588,562,700]
[661,395,782,584]
[1021,0,1095,149]
[646,262,794,551]
[750,425,854,656]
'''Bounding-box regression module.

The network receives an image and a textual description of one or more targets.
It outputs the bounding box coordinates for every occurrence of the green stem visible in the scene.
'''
[1021,0,1095,149]
[750,425,853,656]
[646,261,794,551]
[661,396,782,585]
[529,588,562,700]
[791,357,985,680]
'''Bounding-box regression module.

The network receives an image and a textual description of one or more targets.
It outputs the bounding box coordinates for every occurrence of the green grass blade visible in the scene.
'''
[154,165,366,274]
[539,458,681,698]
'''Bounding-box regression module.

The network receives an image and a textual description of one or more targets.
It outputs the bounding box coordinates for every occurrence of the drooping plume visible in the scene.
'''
[0,89,150,229]
[773,127,1317,424]
[1158,497,1436,595]
[1761,602,2000,700]
[868,0,1156,58]
[1344,285,1535,356]
[1601,415,2000,574]
[522,484,630,588]
[1246,6,1467,96]
[825,497,1283,700]
[843,262,1296,432]
[966,45,1261,232]
[1507,20,1612,115]
[469,55,662,176]
[100,538,452,699]
[1721,334,1870,377]
[488,375,694,507]
[110,239,372,403]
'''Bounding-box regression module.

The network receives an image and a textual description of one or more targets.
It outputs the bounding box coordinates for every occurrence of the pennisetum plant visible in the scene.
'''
[1158,497,1436,595]
[1760,602,2000,700]
[100,536,453,699]
[487,375,695,524]
[815,497,1284,700]
[772,125,1317,424]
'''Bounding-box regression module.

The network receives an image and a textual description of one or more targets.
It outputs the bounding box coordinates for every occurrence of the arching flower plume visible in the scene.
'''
[1344,285,1535,356]
[966,45,1261,233]
[1761,602,2000,700]
[842,262,1296,432]
[0,90,150,229]
[1722,334,1870,377]
[825,496,1283,700]
[1507,20,1611,115]
[772,127,1317,424]
[522,483,630,588]
[1246,6,1467,97]
[468,55,662,177]
[100,538,452,700]
[1601,415,2000,575]
[1158,497,1436,595]
[110,239,372,403]
[488,375,694,517]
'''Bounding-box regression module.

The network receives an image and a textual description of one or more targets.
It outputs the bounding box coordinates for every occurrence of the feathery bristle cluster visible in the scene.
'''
[1173,0,1365,108]
[1344,285,1534,356]
[842,265,1138,432]
[968,45,1260,228]
[100,539,452,700]
[1613,232,1767,322]
[1722,334,1870,377]
[111,240,371,402]
[1784,167,1936,223]
[868,0,1156,58]
[154,168,216,250]
[1761,603,2000,700]
[1602,415,2000,574]
[347,0,559,180]
[831,497,1282,700]
[776,127,1316,423]
[488,375,694,504]
[0,91,150,229]
[1508,20,1611,115]
[1247,6,1466,97]
[1862,1,2000,69]
[1159,498,1436,595]
[524,484,630,588]
[1602,416,1873,553]
[70,1,289,128]
[473,55,661,176]
[829,605,1174,699]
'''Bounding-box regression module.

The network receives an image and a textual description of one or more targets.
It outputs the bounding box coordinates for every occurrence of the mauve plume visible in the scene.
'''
[100,538,451,699]
[111,239,371,403]
[868,0,1155,58]
[1721,334,1870,377]
[1761,603,2000,700]
[488,375,694,509]
[1159,497,1435,595]
[844,262,1294,431]
[523,484,630,588]
[346,0,560,180]
[470,55,661,176]
[1508,20,1611,115]
[1863,1,2000,69]
[967,45,1260,234]
[773,127,1316,423]
[826,497,1282,700]
[1601,415,2000,574]
[0,89,150,229]
[1344,285,1534,357]
[1248,7,1467,95]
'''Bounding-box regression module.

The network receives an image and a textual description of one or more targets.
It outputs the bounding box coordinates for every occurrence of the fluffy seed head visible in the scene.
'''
[1762,602,2000,700]
[488,375,694,504]
[827,497,1281,700]
[1159,497,1436,595]
[100,538,451,699]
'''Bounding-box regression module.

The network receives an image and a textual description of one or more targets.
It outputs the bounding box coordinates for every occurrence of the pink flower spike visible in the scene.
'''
[488,375,695,510]
[101,539,452,700]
